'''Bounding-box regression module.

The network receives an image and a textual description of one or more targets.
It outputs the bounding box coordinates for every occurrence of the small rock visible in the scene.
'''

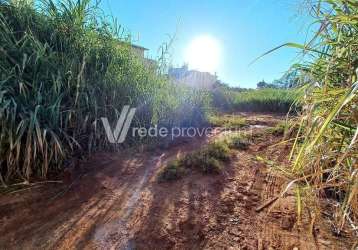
[229,217,240,224]
[230,236,240,242]
[317,239,331,246]
[229,227,241,236]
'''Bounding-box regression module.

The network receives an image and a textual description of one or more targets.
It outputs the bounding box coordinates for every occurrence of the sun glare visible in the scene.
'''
[184,35,221,73]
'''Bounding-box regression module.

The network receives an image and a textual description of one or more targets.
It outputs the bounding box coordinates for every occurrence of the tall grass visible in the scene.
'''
[232,88,298,113]
[0,0,211,185]
[212,86,298,113]
[280,0,358,232]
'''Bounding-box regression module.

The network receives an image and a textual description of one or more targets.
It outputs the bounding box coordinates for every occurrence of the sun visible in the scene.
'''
[184,35,221,73]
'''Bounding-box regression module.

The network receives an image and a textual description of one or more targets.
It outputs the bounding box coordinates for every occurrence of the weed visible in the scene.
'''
[228,135,250,150]
[266,122,286,136]
[161,140,230,180]
[205,141,231,161]
[208,114,247,129]
[159,160,185,181]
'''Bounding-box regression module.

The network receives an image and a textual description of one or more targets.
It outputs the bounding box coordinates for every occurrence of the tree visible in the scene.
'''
[256,80,268,88]
[257,80,277,89]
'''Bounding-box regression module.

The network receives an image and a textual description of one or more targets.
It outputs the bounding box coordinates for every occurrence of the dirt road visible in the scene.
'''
[0,113,353,249]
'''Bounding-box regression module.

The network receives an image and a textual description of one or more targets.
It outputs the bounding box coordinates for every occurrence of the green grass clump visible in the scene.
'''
[232,88,298,113]
[208,114,247,128]
[227,135,250,150]
[205,141,231,161]
[0,0,211,185]
[182,152,223,174]
[266,122,286,136]
[160,141,230,181]
[159,160,186,181]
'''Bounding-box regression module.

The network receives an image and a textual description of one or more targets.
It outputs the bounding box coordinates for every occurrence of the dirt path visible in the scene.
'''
[0,113,354,249]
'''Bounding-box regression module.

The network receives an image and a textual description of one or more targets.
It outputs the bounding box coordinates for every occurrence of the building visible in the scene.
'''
[118,41,156,68]
[168,65,217,90]
[130,44,148,58]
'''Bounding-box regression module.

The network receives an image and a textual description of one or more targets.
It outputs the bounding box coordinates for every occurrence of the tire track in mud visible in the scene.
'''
[1,113,353,249]
[93,154,165,249]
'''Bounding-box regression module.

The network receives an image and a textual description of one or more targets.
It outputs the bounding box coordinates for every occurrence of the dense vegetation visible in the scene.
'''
[212,86,298,113]
[0,0,210,185]
[283,0,357,232]
[232,88,298,113]
[0,0,356,235]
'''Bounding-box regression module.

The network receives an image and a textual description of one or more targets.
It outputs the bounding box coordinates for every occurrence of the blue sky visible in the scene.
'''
[100,0,313,88]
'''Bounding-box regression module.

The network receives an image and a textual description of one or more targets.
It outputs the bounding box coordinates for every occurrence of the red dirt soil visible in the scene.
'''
[0,113,355,249]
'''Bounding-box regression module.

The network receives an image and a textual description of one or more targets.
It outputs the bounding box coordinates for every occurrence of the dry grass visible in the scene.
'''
[263,0,358,233]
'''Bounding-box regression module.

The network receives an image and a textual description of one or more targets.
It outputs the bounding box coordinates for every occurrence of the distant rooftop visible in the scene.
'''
[131,44,148,51]
[117,41,148,51]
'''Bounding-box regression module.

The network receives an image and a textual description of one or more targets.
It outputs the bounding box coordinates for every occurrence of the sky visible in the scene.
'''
[100,0,313,88]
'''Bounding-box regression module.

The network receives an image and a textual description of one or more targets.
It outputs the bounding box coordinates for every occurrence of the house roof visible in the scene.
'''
[117,40,148,51]
[131,44,149,51]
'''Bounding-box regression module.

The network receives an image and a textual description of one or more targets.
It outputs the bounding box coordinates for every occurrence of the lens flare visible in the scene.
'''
[185,35,221,73]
